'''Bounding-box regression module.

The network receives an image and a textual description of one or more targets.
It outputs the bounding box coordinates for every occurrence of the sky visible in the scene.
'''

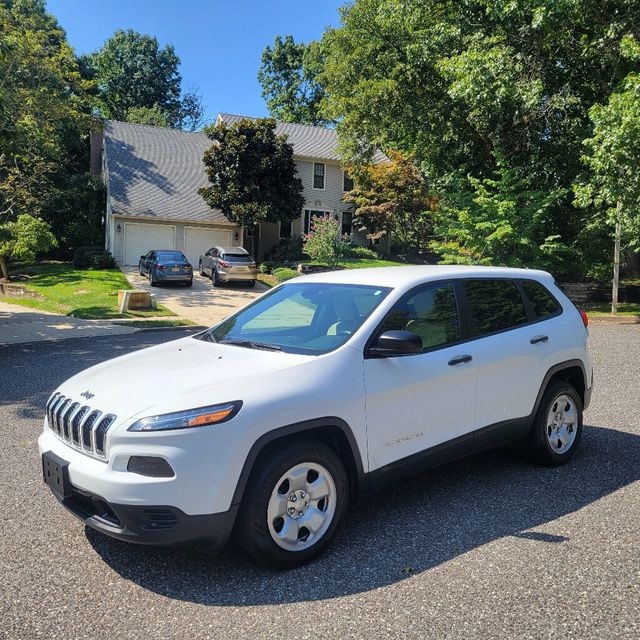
[46,0,344,123]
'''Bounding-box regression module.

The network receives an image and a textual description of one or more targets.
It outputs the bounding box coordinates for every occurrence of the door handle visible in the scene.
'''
[530,335,549,344]
[448,355,473,366]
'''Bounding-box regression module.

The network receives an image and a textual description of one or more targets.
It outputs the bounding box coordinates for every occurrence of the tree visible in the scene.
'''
[0,0,99,255]
[0,214,57,280]
[82,29,206,130]
[574,35,640,312]
[258,35,329,125]
[318,0,640,277]
[199,118,305,259]
[344,151,435,255]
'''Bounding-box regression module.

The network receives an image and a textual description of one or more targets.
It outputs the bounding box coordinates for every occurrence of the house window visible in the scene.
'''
[343,171,354,192]
[341,211,353,236]
[304,209,330,234]
[313,163,325,189]
[280,220,292,239]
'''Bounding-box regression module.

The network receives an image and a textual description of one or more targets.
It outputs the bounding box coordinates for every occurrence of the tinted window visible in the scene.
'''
[222,253,253,263]
[465,279,527,335]
[156,251,187,262]
[521,280,561,319]
[379,282,460,350]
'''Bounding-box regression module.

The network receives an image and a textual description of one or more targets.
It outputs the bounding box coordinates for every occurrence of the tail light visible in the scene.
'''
[579,309,589,327]
[181,264,192,270]
[156,264,167,270]
[218,260,231,268]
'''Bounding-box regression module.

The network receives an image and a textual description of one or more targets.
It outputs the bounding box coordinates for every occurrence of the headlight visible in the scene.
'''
[128,401,242,432]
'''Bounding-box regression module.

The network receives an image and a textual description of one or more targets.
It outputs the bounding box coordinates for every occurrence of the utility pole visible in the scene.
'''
[611,200,622,314]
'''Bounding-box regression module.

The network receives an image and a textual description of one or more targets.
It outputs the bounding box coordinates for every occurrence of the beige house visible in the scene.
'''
[96,115,388,266]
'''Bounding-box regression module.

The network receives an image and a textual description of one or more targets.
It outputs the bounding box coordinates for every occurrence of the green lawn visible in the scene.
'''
[301,257,404,269]
[585,302,640,317]
[2,263,175,319]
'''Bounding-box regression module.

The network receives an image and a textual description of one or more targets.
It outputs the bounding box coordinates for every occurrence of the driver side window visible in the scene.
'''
[379,282,460,350]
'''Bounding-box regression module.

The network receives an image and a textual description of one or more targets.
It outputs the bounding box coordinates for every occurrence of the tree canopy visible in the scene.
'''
[199,118,305,259]
[258,35,329,125]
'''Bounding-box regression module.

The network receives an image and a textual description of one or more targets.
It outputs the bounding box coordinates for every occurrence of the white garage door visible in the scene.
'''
[124,223,175,266]
[184,226,232,266]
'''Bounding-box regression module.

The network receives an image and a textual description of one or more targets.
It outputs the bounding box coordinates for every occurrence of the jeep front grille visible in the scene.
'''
[45,392,117,459]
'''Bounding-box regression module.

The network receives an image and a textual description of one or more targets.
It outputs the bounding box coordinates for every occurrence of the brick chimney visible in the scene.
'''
[90,118,103,176]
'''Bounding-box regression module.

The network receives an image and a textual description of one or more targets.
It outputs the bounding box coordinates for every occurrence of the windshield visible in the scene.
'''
[201,282,392,355]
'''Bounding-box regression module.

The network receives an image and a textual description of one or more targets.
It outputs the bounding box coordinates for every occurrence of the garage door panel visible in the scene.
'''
[184,227,232,266]
[124,223,175,266]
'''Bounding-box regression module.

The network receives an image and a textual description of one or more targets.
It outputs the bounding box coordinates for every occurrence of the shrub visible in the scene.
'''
[343,245,378,259]
[272,267,299,283]
[303,215,350,266]
[72,246,116,269]
[266,235,305,262]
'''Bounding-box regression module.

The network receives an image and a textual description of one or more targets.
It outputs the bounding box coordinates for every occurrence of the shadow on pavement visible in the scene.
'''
[87,423,639,605]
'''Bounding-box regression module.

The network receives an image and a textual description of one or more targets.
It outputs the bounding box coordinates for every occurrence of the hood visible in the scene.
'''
[56,335,312,425]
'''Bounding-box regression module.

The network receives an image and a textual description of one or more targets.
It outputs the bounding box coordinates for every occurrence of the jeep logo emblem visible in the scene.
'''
[80,390,95,400]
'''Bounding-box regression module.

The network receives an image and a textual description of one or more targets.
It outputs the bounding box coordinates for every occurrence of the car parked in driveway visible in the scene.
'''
[139,250,193,287]
[39,266,592,568]
[199,246,257,287]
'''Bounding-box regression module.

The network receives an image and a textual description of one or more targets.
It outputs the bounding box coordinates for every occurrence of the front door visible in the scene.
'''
[364,281,479,473]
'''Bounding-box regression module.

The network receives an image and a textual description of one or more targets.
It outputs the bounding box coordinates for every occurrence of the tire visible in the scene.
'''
[213,270,222,287]
[139,264,144,276]
[185,279,193,287]
[528,381,583,466]
[199,261,204,277]
[235,439,349,568]
[150,270,158,287]
[247,280,256,288]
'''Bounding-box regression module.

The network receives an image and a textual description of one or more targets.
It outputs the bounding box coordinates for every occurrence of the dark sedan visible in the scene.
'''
[139,250,193,287]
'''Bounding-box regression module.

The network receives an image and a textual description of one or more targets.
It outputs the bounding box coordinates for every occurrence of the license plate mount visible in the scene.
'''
[42,451,72,499]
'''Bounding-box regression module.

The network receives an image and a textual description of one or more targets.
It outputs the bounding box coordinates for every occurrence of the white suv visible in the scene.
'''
[39,266,592,567]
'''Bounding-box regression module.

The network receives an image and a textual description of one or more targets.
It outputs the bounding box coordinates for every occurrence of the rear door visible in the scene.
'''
[364,280,479,472]
[461,278,551,447]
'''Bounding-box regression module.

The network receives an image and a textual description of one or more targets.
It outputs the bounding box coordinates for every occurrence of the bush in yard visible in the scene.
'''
[265,235,305,262]
[0,214,57,280]
[272,267,299,283]
[343,245,378,259]
[304,215,350,266]
[72,246,116,269]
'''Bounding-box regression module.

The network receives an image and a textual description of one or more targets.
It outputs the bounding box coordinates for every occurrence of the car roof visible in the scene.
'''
[291,265,555,288]
[218,246,248,254]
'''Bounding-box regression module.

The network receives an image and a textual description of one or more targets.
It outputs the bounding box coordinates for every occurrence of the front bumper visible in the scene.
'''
[50,480,237,547]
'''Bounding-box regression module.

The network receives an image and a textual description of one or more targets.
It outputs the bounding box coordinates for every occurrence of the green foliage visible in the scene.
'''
[343,245,378,259]
[303,215,350,266]
[82,30,205,131]
[271,267,300,283]
[0,214,57,278]
[72,246,116,269]
[344,151,435,252]
[265,235,305,262]
[258,35,329,125]
[199,118,305,258]
[317,0,640,276]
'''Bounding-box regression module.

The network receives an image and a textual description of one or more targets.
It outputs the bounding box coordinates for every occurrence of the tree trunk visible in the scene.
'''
[0,256,9,281]
[611,201,622,315]
[252,226,260,263]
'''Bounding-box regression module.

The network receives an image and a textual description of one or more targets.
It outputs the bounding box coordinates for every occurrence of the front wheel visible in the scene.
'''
[199,261,204,277]
[235,440,348,568]
[528,381,583,466]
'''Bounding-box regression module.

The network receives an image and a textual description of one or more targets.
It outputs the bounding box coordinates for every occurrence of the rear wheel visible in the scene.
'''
[199,261,204,276]
[213,270,222,287]
[528,381,583,466]
[185,279,193,287]
[150,270,158,287]
[247,280,256,288]
[235,440,348,567]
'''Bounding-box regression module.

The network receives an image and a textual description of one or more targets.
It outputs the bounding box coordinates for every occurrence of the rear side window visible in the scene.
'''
[464,279,527,335]
[379,282,460,350]
[520,280,561,319]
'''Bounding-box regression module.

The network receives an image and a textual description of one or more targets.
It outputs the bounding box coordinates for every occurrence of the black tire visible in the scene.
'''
[150,270,158,287]
[528,381,583,466]
[199,261,204,277]
[185,279,193,287]
[234,439,349,568]
[247,279,256,288]
[213,270,222,287]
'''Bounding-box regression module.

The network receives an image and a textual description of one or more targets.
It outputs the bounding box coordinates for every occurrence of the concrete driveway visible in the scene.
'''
[120,266,268,327]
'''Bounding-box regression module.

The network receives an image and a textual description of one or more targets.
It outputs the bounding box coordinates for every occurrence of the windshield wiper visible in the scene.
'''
[220,339,282,352]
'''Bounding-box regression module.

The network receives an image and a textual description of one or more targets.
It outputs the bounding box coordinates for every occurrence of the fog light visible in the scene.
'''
[127,456,175,478]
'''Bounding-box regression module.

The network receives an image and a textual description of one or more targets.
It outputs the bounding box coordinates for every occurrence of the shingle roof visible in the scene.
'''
[104,121,232,224]
[218,113,388,164]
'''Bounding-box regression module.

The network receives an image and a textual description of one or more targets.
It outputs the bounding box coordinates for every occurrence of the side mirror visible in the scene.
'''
[140,255,146,260]
[368,330,422,357]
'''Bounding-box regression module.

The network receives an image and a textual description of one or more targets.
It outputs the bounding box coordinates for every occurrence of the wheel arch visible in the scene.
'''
[533,360,588,416]
[231,418,368,507]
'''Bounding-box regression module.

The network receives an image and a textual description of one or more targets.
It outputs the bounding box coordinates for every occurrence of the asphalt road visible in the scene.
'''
[0,326,638,639]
